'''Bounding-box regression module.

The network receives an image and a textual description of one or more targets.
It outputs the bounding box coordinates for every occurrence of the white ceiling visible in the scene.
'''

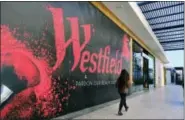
[102,2,169,64]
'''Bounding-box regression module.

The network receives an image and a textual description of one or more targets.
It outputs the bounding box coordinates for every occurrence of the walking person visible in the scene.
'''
[116,69,132,116]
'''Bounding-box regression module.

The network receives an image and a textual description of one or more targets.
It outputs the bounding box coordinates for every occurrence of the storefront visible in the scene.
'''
[131,40,155,93]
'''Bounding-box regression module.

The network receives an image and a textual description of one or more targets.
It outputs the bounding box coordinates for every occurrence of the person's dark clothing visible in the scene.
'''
[116,77,130,93]
[118,92,128,112]
[116,70,131,115]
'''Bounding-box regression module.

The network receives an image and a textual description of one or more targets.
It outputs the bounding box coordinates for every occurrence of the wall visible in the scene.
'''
[1,2,131,120]
[155,58,165,87]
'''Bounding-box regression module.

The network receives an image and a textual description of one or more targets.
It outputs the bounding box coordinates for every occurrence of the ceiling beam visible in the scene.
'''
[162,46,184,49]
[150,18,184,26]
[164,46,184,49]
[155,29,184,34]
[147,11,184,20]
[162,45,184,48]
[162,42,184,45]
[159,38,184,42]
[153,24,184,31]
[158,37,184,41]
[143,3,184,13]
[156,33,184,38]
[159,36,184,40]
[163,45,184,49]
[164,48,184,51]
[160,39,184,44]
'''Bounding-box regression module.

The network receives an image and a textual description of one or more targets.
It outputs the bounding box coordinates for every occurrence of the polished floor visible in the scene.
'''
[74,85,184,119]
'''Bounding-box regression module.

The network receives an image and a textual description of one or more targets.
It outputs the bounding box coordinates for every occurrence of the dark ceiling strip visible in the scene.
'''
[163,45,184,48]
[159,37,184,41]
[159,36,184,41]
[150,18,184,26]
[153,24,184,31]
[160,39,184,44]
[163,44,184,46]
[163,45,184,47]
[155,29,184,34]
[163,47,184,49]
[163,47,184,50]
[147,11,184,20]
[163,46,184,49]
[142,3,184,13]
[159,36,184,40]
[162,44,184,47]
[156,33,184,38]
[164,48,184,51]
[159,38,184,42]
[162,42,184,45]
[138,1,157,6]
[156,33,184,37]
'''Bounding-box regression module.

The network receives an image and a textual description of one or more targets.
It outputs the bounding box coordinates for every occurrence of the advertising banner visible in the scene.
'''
[1,2,131,119]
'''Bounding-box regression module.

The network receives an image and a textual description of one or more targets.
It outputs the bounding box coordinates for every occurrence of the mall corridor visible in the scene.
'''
[74,85,184,119]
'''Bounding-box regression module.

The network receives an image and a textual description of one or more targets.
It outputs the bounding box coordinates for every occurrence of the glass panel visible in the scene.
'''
[148,54,155,85]
[132,41,143,86]
[176,70,183,81]
[132,41,156,88]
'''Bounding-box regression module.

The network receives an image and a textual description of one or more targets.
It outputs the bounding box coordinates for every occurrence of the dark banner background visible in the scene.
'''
[1,2,131,120]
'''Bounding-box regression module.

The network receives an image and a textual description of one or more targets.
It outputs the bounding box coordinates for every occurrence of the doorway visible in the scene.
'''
[143,57,149,89]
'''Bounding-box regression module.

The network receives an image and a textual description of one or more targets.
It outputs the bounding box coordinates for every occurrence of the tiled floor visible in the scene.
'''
[74,85,184,119]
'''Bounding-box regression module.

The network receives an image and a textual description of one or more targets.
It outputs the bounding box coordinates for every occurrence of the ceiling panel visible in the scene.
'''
[159,37,184,42]
[156,30,184,37]
[137,1,184,51]
[158,34,184,40]
[154,27,184,34]
[151,20,184,29]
